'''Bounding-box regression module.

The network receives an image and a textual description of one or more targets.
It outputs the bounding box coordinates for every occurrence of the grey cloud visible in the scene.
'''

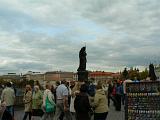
[0,0,160,74]
[74,0,160,37]
[0,61,51,74]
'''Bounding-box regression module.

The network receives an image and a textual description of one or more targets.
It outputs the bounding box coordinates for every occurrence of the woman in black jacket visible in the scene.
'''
[74,84,91,120]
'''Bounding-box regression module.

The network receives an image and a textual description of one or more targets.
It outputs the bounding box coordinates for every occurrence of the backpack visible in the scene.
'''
[88,84,95,97]
[116,86,123,95]
[112,86,116,96]
[74,94,90,113]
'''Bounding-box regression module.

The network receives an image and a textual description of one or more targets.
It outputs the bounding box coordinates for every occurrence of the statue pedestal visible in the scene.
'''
[77,70,88,82]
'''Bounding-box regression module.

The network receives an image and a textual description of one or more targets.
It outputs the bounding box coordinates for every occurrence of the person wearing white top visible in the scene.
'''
[70,82,81,120]
[1,82,15,117]
[122,79,132,105]
[54,80,71,120]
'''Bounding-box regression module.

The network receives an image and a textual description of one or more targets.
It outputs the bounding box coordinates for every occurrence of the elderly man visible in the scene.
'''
[54,79,71,120]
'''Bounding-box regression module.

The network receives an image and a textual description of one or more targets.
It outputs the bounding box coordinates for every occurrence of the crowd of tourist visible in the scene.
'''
[0,79,129,120]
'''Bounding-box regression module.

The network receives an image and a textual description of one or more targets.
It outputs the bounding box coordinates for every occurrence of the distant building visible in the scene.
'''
[1,70,120,84]
[73,71,120,82]
[24,71,74,82]
[73,73,78,81]
[26,72,45,81]
[89,71,113,82]
[45,71,60,81]
[111,72,121,79]
[45,71,74,81]
[0,73,21,82]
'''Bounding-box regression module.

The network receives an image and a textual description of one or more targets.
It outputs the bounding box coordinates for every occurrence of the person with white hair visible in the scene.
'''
[42,82,55,120]
[32,85,43,118]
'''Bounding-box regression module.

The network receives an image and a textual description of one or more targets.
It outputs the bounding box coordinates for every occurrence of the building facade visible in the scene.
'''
[25,71,74,82]
[0,73,21,82]
[73,71,120,82]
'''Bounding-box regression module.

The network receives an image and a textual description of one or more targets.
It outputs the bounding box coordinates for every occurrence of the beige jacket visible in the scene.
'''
[93,89,109,113]
[23,91,32,112]
[1,87,15,106]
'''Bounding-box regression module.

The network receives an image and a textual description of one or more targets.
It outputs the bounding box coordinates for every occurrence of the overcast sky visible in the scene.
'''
[0,0,160,74]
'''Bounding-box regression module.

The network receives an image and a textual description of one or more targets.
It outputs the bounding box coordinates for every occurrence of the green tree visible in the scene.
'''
[139,68,149,80]
[128,67,140,80]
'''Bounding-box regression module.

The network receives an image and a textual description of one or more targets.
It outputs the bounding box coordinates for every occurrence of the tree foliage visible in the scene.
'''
[121,67,149,80]
[139,68,149,80]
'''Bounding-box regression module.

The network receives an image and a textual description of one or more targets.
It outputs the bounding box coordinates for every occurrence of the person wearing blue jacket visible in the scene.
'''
[115,82,123,111]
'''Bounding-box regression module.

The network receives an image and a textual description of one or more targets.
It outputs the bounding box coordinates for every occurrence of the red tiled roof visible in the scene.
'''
[89,72,113,76]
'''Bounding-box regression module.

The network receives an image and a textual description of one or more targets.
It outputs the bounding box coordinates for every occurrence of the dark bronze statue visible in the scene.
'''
[77,46,87,71]
[149,63,157,81]
[77,46,88,81]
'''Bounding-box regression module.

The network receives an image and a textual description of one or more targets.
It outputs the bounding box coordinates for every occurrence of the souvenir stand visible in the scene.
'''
[125,81,160,120]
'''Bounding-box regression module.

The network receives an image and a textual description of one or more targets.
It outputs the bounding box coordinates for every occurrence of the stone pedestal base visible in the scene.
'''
[77,70,88,82]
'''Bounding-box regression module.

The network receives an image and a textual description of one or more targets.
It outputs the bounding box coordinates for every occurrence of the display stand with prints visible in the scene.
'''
[125,81,160,120]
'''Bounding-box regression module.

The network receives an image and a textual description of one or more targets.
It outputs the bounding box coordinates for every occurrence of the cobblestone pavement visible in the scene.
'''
[107,103,125,120]
[14,103,125,120]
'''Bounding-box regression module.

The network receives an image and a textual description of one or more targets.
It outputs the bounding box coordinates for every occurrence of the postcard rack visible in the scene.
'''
[125,81,160,120]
